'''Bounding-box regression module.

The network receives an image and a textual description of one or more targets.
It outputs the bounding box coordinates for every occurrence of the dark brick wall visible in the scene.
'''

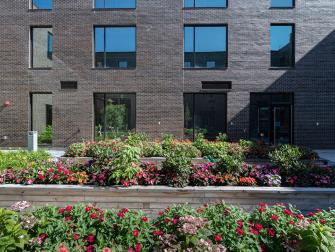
[0,0,334,148]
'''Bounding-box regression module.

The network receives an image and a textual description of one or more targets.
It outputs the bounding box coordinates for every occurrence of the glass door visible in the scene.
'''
[273,106,292,145]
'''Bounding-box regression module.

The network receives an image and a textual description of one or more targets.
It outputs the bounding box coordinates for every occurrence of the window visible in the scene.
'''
[271,0,294,8]
[94,26,136,69]
[94,94,136,140]
[270,24,294,67]
[47,32,53,60]
[184,93,227,140]
[31,27,53,68]
[250,93,293,144]
[184,26,227,69]
[31,0,52,10]
[184,0,227,8]
[95,0,136,9]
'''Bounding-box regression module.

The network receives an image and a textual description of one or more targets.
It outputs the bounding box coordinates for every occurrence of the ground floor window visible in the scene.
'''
[184,93,227,140]
[250,93,293,145]
[94,93,136,140]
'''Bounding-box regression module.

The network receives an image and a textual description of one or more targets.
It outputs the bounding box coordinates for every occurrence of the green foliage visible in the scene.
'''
[269,144,303,172]
[216,133,229,142]
[0,150,50,171]
[141,142,164,157]
[110,145,142,183]
[38,125,53,144]
[125,132,149,146]
[86,140,123,161]
[0,208,28,251]
[64,142,88,157]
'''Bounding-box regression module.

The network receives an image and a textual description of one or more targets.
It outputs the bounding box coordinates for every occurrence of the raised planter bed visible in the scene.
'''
[1,184,334,213]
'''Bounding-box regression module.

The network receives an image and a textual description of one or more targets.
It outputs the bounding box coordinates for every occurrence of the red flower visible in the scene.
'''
[58,208,65,214]
[65,216,71,222]
[284,209,293,216]
[259,203,268,207]
[267,228,276,238]
[117,212,125,218]
[65,205,73,212]
[99,215,104,222]
[135,243,142,252]
[237,220,243,227]
[128,249,135,252]
[121,208,129,213]
[153,230,164,236]
[48,168,54,173]
[133,229,140,237]
[85,206,92,212]
[158,211,164,216]
[38,233,47,244]
[172,218,178,224]
[254,223,263,231]
[58,245,69,252]
[289,220,295,225]
[73,233,80,241]
[320,219,327,224]
[86,234,95,243]
[164,217,170,223]
[296,214,304,220]
[102,248,112,252]
[197,208,204,213]
[271,214,279,221]
[142,216,148,222]
[236,227,244,236]
[214,234,222,242]
[307,212,315,217]
[258,208,265,213]
[90,213,98,219]
[315,208,322,213]
[86,245,94,252]
[251,229,259,235]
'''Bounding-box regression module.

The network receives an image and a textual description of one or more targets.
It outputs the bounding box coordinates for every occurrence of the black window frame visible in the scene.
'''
[30,0,53,10]
[184,92,228,140]
[270,23,295,69]
[93,25,137,69]
[184,24,228,70]
[93,93,137,140]
[270,0,295,9]
[30,26,53,69]
[183,0,228,9]
[93,0,136,10]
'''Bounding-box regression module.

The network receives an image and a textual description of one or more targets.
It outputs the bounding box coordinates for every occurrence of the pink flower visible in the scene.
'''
[254,223,263,231]
[86,234,95,243]
[58,208,65,214]
[86,245,94,252]
[58,245,68,252]
[214,234,222,242]
[65,216,71,222]
[271,214,279,221]
[289,220,295,225]
[237,220,243,227]
[258,208,265,213]
[142,216,148,222]
[65,205,73,212]
[236,227,244,236]
[158,211,164,216]
[117,211,125,218]
[320,219,327,224]
[38,233,47,244]
[153,230,163,236]
[135,243,142,252]
[90,213,98,219]
[102,248,112,252]
[296,214,304,220]
[73,233,80,241]
[133,229,140,237]
[284,209,293,216]
[85,206,92,212]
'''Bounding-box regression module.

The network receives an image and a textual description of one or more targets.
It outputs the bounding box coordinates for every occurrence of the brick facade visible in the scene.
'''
[0,0,334,148]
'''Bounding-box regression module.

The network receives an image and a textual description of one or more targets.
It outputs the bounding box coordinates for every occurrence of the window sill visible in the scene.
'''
[269,7,295,9]
[28,9,52,12]
[269,67,295,70]
[183,7,228,10]
[29,67,52,70]
[183,67,227,70]
[92,8,136,11]
[91,67,136,70]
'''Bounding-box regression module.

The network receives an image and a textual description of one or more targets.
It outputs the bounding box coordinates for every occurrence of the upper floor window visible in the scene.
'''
[270,24,294,68]
[184,0,227,8]
[31,0,52,10]
[94,26,136,69]
[95,0,136,9]
[184,25,227,69]
[271,0,294,8]
[31,27,53,68]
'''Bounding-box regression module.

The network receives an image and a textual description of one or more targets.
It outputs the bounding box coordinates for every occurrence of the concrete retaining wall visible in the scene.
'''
[1,185,334,213]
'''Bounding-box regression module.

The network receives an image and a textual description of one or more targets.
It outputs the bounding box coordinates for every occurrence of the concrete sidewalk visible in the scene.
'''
[315,150,335,165]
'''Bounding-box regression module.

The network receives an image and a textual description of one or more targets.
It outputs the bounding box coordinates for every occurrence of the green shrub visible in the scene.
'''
[141,142,164,157]
[216,132,229,142]
[0,150,50,171]
[86,140,123,161]
[64,142,88,157]
[269,144,303,172]
[125,132,149,146]
[38,125,52,144]
[0,208,28,251]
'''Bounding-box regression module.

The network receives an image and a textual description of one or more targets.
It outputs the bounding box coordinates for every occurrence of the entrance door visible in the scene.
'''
[273,105,292,145]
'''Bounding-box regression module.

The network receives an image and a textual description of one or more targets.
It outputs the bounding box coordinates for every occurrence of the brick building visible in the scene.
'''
[0,0,334,148]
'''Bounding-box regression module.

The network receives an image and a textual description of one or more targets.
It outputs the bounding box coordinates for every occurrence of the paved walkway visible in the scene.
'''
[315,150,335,165]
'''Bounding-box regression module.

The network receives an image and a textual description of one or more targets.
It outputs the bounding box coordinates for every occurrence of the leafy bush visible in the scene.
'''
[38,125,52,144]
[0,208,28,251]
[0,150,50,171]
[86,140,123,162]
[216,133,229,142]
[64,142,88,157]
[141,142,164,157]
[269,144,303,172]
[125,132,149,146]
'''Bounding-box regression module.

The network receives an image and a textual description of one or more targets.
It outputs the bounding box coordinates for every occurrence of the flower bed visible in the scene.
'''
[3,201,335,251]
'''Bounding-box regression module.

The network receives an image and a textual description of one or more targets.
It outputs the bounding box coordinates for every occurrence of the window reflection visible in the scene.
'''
[184,26,227,68]
[94,27,136,68]
[271,0,294,8]
[32,0,52,9]
[94,94,136,140]
[31,27,53,68]
[95,0,136,8]
[184,0,227,8]
[270,25,294,67]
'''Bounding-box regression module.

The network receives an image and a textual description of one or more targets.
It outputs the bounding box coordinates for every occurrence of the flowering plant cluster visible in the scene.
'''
[4,201,335,251]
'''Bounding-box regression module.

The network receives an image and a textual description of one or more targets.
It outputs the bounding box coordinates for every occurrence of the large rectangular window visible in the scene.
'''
[184,0,227,8]
[94,94,136,140]
[250,93,293,145]
[270,24,294,67]
[184,93,227,140]
[31,27,53,68]
[184,26,227,69]
[94,26,136,69]
[31,0,52,10]
[271,0,294,8]
[95,0,136,8]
